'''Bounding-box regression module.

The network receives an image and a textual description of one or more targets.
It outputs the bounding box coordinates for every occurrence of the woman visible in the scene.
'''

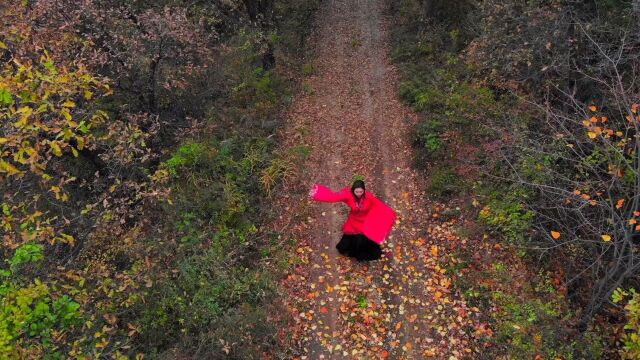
[309,180,396,261]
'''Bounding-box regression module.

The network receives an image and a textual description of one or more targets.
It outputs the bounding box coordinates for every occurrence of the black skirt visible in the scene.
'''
[336,233,382,261]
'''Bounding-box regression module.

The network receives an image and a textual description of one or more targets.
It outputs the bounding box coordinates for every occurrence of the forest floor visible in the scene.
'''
[273,0,484,358]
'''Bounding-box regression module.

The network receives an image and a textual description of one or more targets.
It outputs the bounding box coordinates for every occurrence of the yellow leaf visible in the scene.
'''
[14,106,33,127]
[76,136,85,150]
[551,231,561,239]
[50,141,63,156]
[61,108,72,121]
[0,159,20,175]
[629,219,636,225]
[62,99,76,108]
[601,234,612,242]
[587,132,597,139]
[0,41,7,49]
[0,137,8,144]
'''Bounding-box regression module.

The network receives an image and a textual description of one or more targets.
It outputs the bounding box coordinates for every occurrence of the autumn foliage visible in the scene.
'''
[393,0,640,358]
[1,0,318,358]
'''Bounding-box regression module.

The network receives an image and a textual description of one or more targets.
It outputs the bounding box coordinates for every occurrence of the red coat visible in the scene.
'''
[310,184,396,244]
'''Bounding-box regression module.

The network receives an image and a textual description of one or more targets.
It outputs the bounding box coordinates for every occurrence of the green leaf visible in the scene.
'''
[0,88,12,106]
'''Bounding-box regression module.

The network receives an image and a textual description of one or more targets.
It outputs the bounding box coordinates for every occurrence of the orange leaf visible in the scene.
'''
[430,245,439,257]
[320,306,329,314]
[395,322,402,330]
[636,224,640,231]
[589,105,597,112]
[617,199,625,209]
[551,231,561,239]
[601,116,608,123]
[629,218,636,225]
[632,103,639,114]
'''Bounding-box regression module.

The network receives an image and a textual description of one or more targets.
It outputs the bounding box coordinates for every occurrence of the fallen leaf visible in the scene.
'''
[430,245,438,257]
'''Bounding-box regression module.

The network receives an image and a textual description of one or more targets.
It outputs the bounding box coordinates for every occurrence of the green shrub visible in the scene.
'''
[165,142,211,175]
[1,245,81,358]
[9,243,43,272]
[613,288,640,359]
[478,187,535,245]
[489,272,604,359]
[427,165,461,198]
[413,119,445,158]
[302,63,315,75]
[399,81,447,112]
[138,234,274,350]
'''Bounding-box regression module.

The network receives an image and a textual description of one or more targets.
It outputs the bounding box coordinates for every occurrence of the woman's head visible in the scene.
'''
[351,180,365,198]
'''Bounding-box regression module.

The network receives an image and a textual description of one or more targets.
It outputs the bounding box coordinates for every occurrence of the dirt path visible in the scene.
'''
[280,0,480,358]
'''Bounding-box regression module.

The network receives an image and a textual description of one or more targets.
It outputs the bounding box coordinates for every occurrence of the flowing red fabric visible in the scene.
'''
[310,184,396,244]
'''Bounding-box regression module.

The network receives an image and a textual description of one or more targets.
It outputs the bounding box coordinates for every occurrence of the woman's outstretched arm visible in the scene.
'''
[309,184,350,203]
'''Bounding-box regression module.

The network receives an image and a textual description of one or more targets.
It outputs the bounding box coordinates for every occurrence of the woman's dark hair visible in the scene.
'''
[351,180,366,197]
